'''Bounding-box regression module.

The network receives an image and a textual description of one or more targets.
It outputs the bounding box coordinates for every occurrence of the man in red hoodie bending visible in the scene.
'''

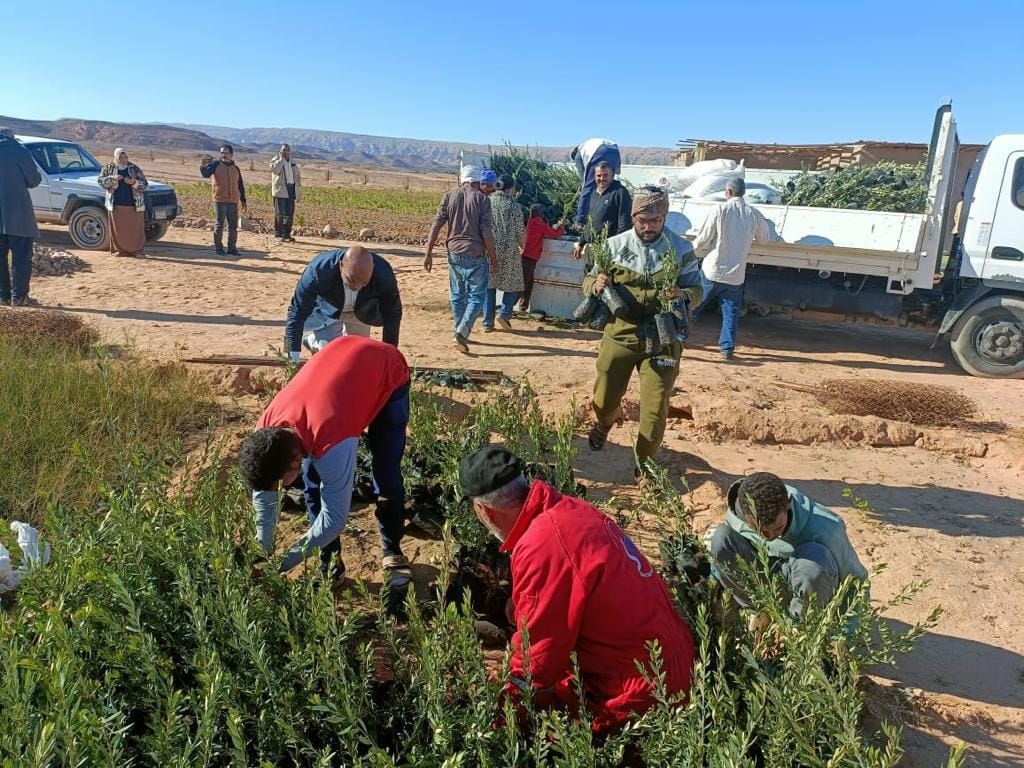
[459,445,695,732]
[238,336,411,584]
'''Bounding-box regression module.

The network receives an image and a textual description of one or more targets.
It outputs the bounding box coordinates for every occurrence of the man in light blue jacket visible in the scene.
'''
[706,472,868,619]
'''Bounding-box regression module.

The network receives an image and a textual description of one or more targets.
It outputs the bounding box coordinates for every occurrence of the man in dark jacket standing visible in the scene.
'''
[285,245,402,361]
[0,128,43,306]
[200,144,247,256]
[573,160,633,261]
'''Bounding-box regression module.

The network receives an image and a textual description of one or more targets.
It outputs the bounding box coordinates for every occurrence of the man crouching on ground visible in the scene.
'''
[238,336,413,587]
[459,444,695,732]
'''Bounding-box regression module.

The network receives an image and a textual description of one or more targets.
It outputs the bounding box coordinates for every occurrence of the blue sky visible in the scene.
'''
[4,0,1021,148]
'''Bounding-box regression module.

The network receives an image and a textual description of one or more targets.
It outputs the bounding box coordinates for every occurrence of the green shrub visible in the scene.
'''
[779,162,928,213]
[488,145,580,229]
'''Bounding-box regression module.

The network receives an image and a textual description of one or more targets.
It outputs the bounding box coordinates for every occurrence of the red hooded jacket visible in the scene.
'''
[521,218,565,261]
[501,481,695,731]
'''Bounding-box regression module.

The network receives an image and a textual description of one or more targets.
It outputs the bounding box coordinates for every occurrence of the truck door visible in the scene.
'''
[982,152,1024,283]
[24,144,52,213]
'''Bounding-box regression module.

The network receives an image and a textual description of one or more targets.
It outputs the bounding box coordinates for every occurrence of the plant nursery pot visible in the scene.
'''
[601,285,630,317]
[587,302,611,331]
[573,293,599,322]
[654,312,678,347]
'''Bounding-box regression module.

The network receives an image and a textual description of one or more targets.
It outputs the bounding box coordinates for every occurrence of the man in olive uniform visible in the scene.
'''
[582,186,703,477]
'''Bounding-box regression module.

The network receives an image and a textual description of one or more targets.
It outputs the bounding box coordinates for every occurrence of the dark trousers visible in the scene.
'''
[0,234,33,302]
[518,257,538,310]
[274,186,296,238]
[213,202,238,251]
[303,382,410,559]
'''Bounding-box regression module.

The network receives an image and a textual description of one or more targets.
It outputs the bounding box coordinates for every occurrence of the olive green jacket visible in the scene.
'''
[582,227,703,352]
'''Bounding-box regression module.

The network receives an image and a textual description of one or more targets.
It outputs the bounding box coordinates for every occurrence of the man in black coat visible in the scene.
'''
[0,129,43,306]
[284,245,403,361]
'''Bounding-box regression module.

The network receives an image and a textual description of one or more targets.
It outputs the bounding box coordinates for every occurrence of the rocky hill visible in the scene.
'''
[178,124,676,167]
[0,115,230,151]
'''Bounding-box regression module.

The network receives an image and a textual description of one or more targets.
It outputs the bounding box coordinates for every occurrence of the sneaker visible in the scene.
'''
[482,326,494,333]
[496,317,512,330]
[453,333,470,353]
[383,553,413,588]
[11,296,39,308]
[274,236,284,242]
[286,236,296,243]
[721,350,735,361]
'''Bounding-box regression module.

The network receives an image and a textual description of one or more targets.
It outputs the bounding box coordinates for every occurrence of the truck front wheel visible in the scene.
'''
[145,222,169,242]
[68,206,109,250]
[950,295,1024,378]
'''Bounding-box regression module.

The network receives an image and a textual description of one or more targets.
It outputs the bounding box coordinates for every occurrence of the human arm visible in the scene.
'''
[753,210,773,244]
[269,156,285,173]
[480,198,497,266]
[130,164,148,192]
[616,188,633,235]
[294,164,301,201]
[252,490,280,553]
[543,222,565,239]
[199,158,219,178]
[237,171,247,209]
[692,208,719,257]
[278,438,357,572]
[675,244,704,309]
[97,163,121,190]
[506,539,584,710]
[284,265,322,359]
[423,193,449,271]
[17,148,42,189]
[379,263,403,347]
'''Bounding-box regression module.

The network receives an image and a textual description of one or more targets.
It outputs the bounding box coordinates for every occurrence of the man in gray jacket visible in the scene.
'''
[270,143,301,242]
[0,128,43,306]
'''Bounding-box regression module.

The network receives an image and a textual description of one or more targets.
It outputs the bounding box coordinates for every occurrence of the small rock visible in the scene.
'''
[358,227,375,240]
[322,224,337,237]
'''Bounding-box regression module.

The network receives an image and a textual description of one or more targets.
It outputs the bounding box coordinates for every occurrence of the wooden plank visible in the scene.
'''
[182,355,503,383]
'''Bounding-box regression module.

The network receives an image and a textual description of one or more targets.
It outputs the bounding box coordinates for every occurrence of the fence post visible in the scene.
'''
[326,169,331,181]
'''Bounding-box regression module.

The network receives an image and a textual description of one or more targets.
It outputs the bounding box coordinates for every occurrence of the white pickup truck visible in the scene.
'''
[17,135,179,250]
[530,106,1024,378]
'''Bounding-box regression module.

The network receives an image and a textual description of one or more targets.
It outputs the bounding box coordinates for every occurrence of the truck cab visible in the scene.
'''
[17,135,179,250]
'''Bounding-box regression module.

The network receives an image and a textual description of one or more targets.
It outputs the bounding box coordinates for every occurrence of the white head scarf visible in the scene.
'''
[460,165,481,184]
[114,148,129,170]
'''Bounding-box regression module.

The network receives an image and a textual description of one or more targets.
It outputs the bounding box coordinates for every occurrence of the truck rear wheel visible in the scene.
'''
[68,206,109,250]
[950,295,1024,378]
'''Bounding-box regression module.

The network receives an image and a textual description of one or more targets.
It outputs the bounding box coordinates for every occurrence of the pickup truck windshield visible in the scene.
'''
[27,143,102,175]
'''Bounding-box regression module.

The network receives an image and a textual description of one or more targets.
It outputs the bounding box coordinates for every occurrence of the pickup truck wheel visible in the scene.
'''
[68,206,109,250]
[145,222,169,242]
[950,295,1024,378]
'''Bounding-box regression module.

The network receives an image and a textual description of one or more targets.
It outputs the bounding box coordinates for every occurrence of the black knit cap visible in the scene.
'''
[459,444,523,498]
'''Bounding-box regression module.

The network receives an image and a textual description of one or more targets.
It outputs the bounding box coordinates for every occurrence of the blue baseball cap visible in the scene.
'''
[479,169,498,185]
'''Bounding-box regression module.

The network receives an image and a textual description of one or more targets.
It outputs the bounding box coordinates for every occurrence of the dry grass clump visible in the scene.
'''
[818,378,977,426]
[0,307,98,349]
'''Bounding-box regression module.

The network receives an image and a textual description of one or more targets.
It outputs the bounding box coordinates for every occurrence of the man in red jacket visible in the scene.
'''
[459,445,695,732]
[238,337,411,584]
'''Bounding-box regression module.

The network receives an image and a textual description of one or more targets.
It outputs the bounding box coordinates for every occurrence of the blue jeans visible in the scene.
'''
[694,274,744,354]
[0,235,33,302]
[448,252,489,338]
[483,288,519,328]
[301,383,409,559]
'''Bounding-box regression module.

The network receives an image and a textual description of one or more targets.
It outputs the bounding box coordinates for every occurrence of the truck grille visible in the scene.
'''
[146,190,177,209]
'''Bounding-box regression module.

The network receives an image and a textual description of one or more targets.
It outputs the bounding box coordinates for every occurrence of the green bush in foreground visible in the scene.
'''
[0,339,212,528]
[0,349,965,766]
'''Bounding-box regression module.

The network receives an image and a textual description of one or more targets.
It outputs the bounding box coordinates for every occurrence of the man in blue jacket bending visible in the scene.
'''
[706,472,868,619]
[285,245,402,361]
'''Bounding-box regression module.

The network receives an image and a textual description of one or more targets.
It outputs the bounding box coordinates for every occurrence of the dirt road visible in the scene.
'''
[30,223,1024,766]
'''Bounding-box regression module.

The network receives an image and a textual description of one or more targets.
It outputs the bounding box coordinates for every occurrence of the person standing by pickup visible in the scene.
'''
[573,160,632,262]
[518,205,564,312]
[423,166,498,354]
[0,127,42,306]
[571,138,621,228]
[98,149,149,258]
[692,178,773,360]
[270,143,301,243]
[200,145,247,256]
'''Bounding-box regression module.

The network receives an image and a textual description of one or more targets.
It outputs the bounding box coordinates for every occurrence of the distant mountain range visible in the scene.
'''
[1,114,676,172]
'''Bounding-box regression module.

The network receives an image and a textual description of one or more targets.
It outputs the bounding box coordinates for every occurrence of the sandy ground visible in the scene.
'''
[29,223,1024,766]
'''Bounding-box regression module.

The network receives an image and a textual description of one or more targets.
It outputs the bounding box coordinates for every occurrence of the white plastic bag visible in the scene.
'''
[10,521,51,568]
[0,544,20,593]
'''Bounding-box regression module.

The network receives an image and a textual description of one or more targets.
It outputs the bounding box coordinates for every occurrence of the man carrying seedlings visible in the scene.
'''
[459,444,695,732]
[423,165,498,354]
[238,336,412,586]
[706,472,868,620]
[571,137,621,228]
[692,177,774,360]
[583,186,703,479]
[269,143,301,242]
[572,160,632,262]
[284,244,402,361]
[199,145,247,256]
